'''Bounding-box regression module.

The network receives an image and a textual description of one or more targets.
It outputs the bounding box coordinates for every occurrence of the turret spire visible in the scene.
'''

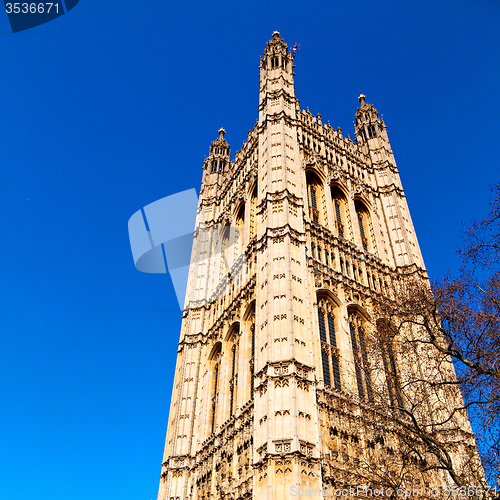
[354,94,386,145]
[205,128,230,174]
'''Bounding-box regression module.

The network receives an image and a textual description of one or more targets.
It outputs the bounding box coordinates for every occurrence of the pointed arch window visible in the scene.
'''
[219,226,231,281]
[331,185,348,239]
[235,204,245,256]
[306,172,326,226]
[211,363,219,433]
[228,325,240,417]
[250,322,255,398]
[317,297,342,391]
[249,184,257,239]
[358,213,367,250]
[309,186,319,223]
[229,344,238,416]
[355,200,375,253]
[377,320,404,412]
[209,346,222,435]
[382,340,404,411]
[349,312,373,403]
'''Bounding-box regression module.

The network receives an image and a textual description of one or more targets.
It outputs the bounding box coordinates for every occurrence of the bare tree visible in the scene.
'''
[363,185,500,499]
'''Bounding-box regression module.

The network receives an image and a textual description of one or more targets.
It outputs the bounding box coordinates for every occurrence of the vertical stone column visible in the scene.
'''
[253,32,323,499]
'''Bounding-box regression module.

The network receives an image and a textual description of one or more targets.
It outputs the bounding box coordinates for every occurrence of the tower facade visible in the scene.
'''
[157,33,477,500]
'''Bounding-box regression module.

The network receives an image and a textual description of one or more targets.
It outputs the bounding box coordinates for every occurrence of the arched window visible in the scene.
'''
[243,302,256,403]
[211,362,219,433]
[306,172,326,226]
[247,305,256,400]
[349,312,373,403]
[377,319,404,412]
[250,322,255,398]
[209,344,222,434]
[317,297,341,390]
[331,185,348,239]
[355,200,374,252]
[219,226,231,281]
[228,324,240,416]
[249,184,257,239]
[309,186,319,223]
[235,204,245,257]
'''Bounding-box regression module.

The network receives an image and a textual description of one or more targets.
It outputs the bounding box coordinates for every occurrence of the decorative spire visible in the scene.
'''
[262,31,290,69]
[354,95,386,145]
[206,129,230,174]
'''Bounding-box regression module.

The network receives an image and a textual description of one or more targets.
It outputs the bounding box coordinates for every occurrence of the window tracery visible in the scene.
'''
[209,346,222,435]
[306,172,327,227]
[377,320,404,412]
[249,184,257,239]
[229,331,239,416]
[331,185,348,239]
[317,297,341,391]
[349,312,373,403]
[354,200,375,253]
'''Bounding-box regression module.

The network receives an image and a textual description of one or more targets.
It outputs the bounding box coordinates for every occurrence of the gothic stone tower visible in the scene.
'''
[157,33,475,500]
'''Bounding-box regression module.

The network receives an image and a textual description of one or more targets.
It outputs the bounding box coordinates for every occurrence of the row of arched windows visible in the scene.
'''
[270,54,286,69]
[207,299,402,438]
[212,147,229,155]
[211,159,226,173]
[208,306,255,437]
[219,174,372,261]
[317,296,402,408]
[307,171,375,253]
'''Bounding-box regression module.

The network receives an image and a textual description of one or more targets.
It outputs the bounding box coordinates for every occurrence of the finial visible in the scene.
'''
[358,94,366,104]
[218,128,226,138]
[272,31,280,38]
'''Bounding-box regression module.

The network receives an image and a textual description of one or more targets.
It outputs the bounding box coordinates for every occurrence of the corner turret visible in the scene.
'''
[354,94,388,145]
[258,31,297,126]
[205,128,230,174]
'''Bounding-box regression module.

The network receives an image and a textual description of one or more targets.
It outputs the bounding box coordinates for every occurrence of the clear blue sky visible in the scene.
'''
[1,1,499,499]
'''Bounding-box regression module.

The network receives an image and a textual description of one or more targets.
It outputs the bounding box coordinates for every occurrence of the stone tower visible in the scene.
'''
[157,33,478,500]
